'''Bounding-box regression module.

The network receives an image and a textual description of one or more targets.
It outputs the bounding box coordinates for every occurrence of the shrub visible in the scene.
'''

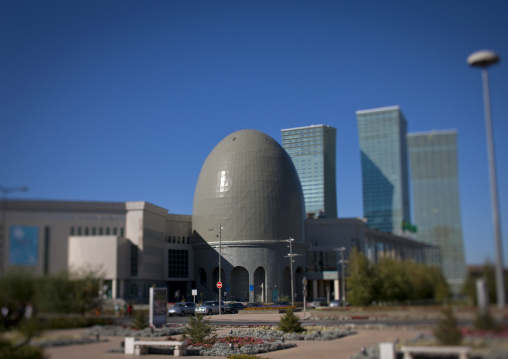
[277,308,304,333]
[131,310,148,330]
[227,355,270,359]
[182,312,217,344]
[473,311,499,332]
[433,307,462,345]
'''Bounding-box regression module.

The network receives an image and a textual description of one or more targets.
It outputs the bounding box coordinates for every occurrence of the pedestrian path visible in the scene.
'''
[43,313,422,359]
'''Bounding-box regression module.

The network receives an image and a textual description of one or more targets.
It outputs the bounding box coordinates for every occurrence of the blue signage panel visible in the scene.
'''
[9,226,39,266]
[249,284,254,291]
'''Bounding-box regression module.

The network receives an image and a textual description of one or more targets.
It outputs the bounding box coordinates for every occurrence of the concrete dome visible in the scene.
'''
[192,129,305,244]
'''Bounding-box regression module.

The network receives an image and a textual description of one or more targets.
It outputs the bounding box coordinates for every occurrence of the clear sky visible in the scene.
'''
[1,0,507,266]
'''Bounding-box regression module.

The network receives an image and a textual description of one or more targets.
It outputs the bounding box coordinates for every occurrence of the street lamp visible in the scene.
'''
[1,186,28,273]
[209,225,225,315]
[467,50,505,308]
[284,237,300,307]
[334,247,348,304]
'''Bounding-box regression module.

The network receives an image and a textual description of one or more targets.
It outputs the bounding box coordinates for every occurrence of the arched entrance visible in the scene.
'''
[198,267,207,288]
[230,266,249,301]
[295,266,304,301]
[283,266,291,299]
[253,267,266,302]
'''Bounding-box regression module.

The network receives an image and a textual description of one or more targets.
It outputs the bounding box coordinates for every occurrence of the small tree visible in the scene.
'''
[433,307,462,345]
[182,312,217,344]
[473,311,499,332]
[278,308,304,333]
[131,310,148,330]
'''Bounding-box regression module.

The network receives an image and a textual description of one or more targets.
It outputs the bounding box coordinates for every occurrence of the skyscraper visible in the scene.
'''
[356,106,411,234]
[281,125,337,218]
[408,130,466,292]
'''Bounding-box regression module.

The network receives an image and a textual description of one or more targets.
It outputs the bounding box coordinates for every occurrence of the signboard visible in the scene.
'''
[217,281,222,288]
[249,284,254,291]
[192,289,197,296]
[9,226,39,266]
[149,287,167,328]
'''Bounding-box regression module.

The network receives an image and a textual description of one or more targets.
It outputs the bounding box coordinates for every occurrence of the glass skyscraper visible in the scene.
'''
[281,125,337,218]
[408,130,466,292]
[356,106,411,234]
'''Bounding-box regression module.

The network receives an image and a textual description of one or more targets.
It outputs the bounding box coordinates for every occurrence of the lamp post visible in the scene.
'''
[467,50,505,308]
[334,247,347,304]
[1,186,28,273]
[210,225,224,315]
[284,237,299,307]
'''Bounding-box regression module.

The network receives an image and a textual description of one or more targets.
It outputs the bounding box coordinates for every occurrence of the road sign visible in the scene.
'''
[217,282,222,288]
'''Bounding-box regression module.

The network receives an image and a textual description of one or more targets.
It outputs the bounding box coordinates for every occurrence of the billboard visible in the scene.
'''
[149,287,167,327]
[9,226,39,266]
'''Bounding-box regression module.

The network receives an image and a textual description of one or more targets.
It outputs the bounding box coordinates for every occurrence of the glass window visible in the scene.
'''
[168,249,189,278]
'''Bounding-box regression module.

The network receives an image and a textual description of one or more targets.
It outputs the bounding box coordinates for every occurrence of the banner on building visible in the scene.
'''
[9,226,39,266]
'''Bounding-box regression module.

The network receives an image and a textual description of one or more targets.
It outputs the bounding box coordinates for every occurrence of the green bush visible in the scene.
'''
[473,311,499,332]
[278,308,304,333]
[131,310,149,330]
[227,355,270,359]
[38,316,113,330]
[433,308,462,345]
[182,312,217,344]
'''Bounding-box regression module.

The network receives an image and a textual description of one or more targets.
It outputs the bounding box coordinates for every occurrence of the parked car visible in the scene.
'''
[168,302,196,316]
[224,302,246,314]
[195,301,225,315]
[310,297,327,308]
[329,299,343,308]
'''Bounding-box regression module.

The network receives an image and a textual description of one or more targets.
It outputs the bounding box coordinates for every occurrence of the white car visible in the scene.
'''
[168,302,196,316]
[195,301,224,315]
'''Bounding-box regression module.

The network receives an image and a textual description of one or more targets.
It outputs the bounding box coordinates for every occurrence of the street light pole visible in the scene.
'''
[285,237,296,307]
[209,225,224,315]
[468,50,505,308]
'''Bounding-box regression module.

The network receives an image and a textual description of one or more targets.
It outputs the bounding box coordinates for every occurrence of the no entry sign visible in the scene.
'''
[217,281,222,288]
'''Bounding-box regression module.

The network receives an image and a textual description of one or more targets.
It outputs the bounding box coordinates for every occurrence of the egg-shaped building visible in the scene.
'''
[192,129,306,303]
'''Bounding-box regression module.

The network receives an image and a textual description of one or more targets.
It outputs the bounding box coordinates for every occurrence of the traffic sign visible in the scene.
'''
[217,282,222,288]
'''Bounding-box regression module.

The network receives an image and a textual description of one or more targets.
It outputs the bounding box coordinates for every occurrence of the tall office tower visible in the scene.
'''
[281,125,337,218]
[408,130,467,292]
[356,106,411,234]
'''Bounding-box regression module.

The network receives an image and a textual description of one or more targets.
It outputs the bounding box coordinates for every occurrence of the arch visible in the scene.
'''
[253,267,266,302]
[283,266,291,299]
[295,266,305,301]
[198,268,207,288]
[230,266,249,301]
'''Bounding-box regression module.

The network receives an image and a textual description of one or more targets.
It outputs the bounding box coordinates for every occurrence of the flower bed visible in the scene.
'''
[231,327,355,341]
[88,324,186,338]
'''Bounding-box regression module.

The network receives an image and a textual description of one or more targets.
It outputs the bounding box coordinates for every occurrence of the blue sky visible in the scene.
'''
[1,0,507,265]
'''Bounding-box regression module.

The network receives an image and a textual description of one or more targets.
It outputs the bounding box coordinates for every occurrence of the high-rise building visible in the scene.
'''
[281,125,337,218]
[356,106,411,234]
[407,130,467,292]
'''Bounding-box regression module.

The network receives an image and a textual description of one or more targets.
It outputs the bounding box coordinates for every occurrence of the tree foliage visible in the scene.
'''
[278,308,304,333]
[433,307,463,345]
[461,262,508,305]
[346,248,450,306]
[182,312,217,344]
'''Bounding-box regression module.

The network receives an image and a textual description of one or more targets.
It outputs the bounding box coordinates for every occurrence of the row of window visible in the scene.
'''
[70,226,124,237]
[166,236,190,244]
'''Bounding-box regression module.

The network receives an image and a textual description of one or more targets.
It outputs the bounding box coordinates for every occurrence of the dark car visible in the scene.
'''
[224,302,246,314]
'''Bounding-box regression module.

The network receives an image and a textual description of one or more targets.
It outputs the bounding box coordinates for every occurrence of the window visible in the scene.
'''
[92,227,96,235]
[106,227,110,235]
[168,249,189,278]
[120,227,124,237]
[99,227,103,235]
[130,245,138,276]
[77,227,82,236]
[70,227,75,236]
[130,284,138,296]
[84,227,89,236]
[113,227,117,235]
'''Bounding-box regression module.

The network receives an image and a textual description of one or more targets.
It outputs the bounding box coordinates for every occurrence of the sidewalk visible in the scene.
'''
[44,313,423,359]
